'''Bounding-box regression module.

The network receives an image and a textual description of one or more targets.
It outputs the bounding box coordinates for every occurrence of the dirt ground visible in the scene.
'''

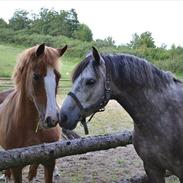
[14,145,143,183]
[16,145,178,183]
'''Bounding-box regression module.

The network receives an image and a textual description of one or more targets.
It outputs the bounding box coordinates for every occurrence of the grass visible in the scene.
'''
[60,57,80,80]
[175,72,183,79]
[0,44,24,77]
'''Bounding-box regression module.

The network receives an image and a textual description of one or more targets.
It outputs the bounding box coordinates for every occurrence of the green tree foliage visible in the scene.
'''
[9,9,30,30]
[129,31,156,49]
[95,37,115,47]
[73,24,93,41]
[65,9,79,37]
[104,37,115,46]
[0,18,8,28]
[30,8,79,37]
[7,8,83,40]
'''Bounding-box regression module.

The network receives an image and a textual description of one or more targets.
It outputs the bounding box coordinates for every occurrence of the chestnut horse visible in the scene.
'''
[0,43,67,183]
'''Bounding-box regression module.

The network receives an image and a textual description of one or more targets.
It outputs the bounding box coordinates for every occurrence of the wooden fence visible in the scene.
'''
[0,77,71,92]
[0,129,172,183]
[0,131,133,170]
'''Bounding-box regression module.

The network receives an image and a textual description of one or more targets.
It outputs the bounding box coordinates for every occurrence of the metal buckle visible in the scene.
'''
[105,81,111,91]
[99,108,105,112]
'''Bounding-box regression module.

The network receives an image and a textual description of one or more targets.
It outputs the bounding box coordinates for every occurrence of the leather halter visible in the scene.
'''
[68,57,111,134]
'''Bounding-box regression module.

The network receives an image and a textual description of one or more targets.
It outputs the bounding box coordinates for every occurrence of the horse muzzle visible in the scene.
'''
[44,114,59,128]
[59,112,78,130]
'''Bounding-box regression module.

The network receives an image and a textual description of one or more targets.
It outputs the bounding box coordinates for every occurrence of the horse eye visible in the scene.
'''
[86,79,96,86]
[33,73,41,81]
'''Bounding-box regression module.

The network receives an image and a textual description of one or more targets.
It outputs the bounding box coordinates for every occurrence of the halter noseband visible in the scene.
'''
[68,57,111,135]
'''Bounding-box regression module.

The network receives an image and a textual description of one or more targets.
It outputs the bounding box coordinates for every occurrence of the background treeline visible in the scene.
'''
[0,8,183,74]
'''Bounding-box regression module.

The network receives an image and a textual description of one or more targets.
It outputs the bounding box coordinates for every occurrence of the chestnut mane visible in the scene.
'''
[12,45,60,89]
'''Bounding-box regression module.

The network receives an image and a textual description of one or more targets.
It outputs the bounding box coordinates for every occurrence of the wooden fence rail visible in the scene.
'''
[0,130,132,171]
[0,77,71,89]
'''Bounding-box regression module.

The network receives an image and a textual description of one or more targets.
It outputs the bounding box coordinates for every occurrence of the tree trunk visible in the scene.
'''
[0,130,132,170]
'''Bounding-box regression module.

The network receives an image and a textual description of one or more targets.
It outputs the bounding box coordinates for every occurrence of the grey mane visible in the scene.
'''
[72,52,180,91]
[103,54,180,91]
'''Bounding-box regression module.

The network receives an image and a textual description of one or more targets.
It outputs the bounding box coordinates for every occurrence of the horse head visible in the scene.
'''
[59,47,111,130]
[13,43,67,128]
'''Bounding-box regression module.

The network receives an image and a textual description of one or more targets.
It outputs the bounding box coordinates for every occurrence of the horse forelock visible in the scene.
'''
[72,52,103,83]
[12,46,60,89]
[72,56,92,82]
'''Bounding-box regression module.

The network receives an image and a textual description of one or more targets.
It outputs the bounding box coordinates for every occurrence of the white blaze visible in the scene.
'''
[44,66,58,122]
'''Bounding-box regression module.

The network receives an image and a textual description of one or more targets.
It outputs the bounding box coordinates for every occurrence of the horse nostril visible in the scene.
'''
[57,112,59,121]
[45,116,52,127]
[60,113,67,123]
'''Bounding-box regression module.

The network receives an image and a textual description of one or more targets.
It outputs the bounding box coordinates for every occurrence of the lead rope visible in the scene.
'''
[80,108,105,135]
[35,121,40,133]
[33,97,42,133]
[80,113,96,135]
[81,118,89,135]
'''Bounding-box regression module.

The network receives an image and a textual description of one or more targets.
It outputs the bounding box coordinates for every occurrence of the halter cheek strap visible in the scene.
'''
[68,92,84,111]
[67,57,111,135]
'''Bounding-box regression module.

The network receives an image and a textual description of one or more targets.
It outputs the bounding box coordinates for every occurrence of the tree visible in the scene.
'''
[30,8,59,35]
[128,33,140,49]
[95,37,115,47]
[0,18,8,28]
[9,9,30,30]
[129,31,156,49]
[29,8,80,38]
[73,24,93,41]
[160,43,167,49]
[104,36,115,46]
[64,9,79,37]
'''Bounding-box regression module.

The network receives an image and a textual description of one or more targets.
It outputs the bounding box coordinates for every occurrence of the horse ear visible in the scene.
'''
[36,43,45,57]
[57,45,67,57]
[92,46,101,65]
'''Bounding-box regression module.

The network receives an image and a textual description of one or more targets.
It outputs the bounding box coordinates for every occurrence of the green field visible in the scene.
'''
[0,44,79,79]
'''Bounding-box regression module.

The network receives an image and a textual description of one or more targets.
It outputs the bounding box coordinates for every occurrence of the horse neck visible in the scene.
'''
[113,87,158,123]
[13,89,39,130]
[108,57,172,124]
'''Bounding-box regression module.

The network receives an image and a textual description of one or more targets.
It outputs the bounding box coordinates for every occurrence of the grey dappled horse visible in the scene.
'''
[59,47,183,183]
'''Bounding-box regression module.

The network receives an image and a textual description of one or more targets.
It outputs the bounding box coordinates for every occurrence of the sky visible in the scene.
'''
[0,0,183,48]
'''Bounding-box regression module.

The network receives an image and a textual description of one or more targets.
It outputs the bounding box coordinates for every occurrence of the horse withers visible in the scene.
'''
[0,43,67,183]
[59,47,183,183]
